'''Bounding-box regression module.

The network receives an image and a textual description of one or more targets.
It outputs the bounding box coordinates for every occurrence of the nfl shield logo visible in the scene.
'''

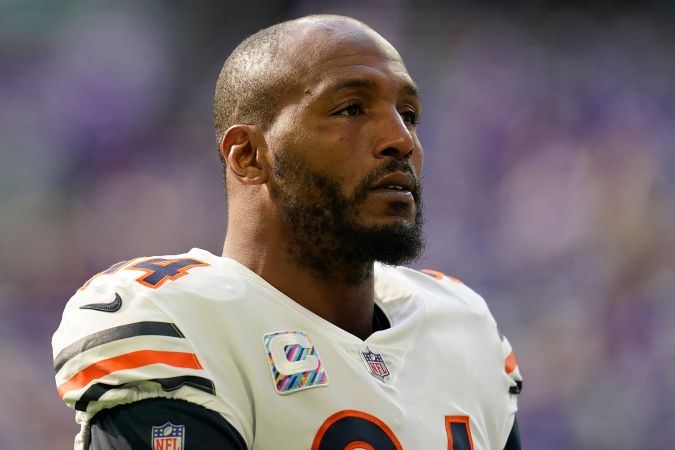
[361,347,391,381]
[152,422,184,450]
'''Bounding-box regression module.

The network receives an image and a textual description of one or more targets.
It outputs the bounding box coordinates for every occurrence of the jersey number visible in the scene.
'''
[127,258,208,288]
[312,410,474,449]
[446,416,475,450]
[79,257,209,291]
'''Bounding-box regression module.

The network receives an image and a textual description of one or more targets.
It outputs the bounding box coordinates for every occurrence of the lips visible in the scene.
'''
[369,172,416,193]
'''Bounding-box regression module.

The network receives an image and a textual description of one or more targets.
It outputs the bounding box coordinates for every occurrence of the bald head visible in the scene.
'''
[218,15,424,273]
[212,15,401,177]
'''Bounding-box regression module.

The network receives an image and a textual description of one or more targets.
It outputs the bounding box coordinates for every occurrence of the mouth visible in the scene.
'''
[351,167,421,224]
[376,185,408,191]
[368,172,416,197]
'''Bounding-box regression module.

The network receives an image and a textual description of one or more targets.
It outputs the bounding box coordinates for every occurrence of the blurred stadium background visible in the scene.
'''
[1,1,674,448]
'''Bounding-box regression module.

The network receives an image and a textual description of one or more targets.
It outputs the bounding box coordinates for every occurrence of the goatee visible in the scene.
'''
[269,153,425,284]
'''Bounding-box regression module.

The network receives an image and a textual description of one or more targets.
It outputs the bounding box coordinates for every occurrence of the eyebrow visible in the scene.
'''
[322,78,420,99]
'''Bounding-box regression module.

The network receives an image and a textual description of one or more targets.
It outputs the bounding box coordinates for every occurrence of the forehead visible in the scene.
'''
[284,22,417,98]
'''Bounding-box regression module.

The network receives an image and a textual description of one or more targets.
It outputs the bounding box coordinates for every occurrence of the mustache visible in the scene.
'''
[353,160,421,203]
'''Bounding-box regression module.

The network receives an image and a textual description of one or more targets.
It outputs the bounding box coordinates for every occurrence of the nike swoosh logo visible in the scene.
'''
[80,292,122,313]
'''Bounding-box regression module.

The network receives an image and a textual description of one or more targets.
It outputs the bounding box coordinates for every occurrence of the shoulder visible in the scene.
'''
[53,249,219,350]
[75,248,220,297]
[375,264,524,394]
[374,264,492,317]
[51,249,227,415]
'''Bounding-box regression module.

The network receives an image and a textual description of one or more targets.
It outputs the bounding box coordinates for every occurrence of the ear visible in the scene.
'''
[220,125,269,185]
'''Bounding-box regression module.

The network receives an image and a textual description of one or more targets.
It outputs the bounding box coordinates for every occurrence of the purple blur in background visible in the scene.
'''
[1,1,674,449]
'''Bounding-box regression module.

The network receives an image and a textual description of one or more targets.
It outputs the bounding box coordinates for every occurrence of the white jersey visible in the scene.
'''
[53,248,522,449]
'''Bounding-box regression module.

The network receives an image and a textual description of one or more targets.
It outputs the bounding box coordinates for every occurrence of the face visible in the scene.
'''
[264,22,425,282]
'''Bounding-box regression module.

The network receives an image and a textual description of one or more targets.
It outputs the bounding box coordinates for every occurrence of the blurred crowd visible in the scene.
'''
[1,1,673,449]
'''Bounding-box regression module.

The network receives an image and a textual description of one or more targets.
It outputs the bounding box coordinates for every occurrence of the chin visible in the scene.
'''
[360,213,417,229]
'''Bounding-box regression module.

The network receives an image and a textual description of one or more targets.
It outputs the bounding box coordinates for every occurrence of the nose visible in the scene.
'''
[373,109,415,160]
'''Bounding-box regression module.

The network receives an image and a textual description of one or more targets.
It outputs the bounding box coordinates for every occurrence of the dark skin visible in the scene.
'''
[220,17,424,340]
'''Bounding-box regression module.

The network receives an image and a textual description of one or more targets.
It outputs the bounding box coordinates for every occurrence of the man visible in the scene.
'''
[53,15,522,449]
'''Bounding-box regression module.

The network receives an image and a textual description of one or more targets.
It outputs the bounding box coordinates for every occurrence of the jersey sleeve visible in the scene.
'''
[52,259,225,450]
[89,398,246,450]
[418,268,524,448]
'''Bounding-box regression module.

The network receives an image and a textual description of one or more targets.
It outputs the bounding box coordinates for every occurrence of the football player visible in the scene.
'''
[53,15,522,449]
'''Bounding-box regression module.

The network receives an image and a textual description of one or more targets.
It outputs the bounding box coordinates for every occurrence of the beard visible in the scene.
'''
[268,152,425,284]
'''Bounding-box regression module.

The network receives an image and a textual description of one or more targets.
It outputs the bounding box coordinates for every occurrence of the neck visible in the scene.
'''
[223,229,377,340]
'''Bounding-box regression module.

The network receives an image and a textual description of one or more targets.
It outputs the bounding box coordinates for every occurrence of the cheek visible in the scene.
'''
[312,119,368,156]
[302,136,365,183]
[413,141,424,173]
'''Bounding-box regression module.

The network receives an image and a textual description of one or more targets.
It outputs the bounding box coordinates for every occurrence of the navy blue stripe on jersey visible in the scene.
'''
[509,380,523,395]
[54,321,185,373]
[74,375,217,411]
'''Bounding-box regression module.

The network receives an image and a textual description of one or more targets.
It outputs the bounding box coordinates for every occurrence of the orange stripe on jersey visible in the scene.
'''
[57,350,203,399]
[421,269,462,284]
[504,351,518,374]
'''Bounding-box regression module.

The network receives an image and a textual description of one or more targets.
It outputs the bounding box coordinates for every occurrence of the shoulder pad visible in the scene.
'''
[52,255,216,415]
[408,267,523,392]
[404,267,492,316]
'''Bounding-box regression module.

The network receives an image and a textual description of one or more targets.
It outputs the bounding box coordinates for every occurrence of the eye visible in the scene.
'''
[335,103,364,117]
[400,109,419,126]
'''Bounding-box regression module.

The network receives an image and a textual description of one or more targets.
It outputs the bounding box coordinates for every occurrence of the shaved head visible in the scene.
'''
[218,14,424,280]
[212,15,390,178]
